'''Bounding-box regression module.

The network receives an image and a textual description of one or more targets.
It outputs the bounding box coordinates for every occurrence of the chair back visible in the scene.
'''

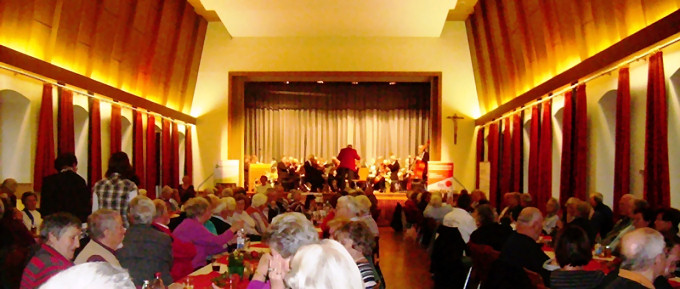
[467,242,501,284]
[358,168,369,181]
[523,268,546,289]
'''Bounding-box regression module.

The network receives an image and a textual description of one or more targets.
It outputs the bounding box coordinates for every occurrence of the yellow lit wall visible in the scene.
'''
[191,21,480,190]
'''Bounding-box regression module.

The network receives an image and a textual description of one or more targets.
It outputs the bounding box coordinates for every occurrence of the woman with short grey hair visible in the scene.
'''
[128,196,156,225]
[248,212,319,289]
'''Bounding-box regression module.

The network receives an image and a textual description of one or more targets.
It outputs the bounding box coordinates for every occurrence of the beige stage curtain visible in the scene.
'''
[245,108,429,164]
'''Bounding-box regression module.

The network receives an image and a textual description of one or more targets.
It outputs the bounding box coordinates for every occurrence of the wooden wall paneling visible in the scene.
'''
[110,0,135,89]
[17,0,34,52]
[466,18,486,113]
[181,18,207,113]
[90,8,118,83]
[512,0,538,94]
[612,1,630,39]
[76,0,99,78]
[502,0,527,95]
[592,0,618,50]
[135,0,164,99]
[150,0,182,106]
[53,0,84,73]
[0,0,21,48]
[44,0,64,64]
[487,0,515,102]
[536,0,559,77]
[472,8,493,112]
[478,1,502,109]
[168,5,196,112]
[160,0,189,108]
[522,3,549,87]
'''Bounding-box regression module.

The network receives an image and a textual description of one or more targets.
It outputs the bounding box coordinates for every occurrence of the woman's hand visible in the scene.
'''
[268,253,290,281]
[230,220,245,233]
[252,253,271,282]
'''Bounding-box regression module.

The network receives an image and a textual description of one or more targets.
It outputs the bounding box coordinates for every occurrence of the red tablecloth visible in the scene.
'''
[174,245,268,289]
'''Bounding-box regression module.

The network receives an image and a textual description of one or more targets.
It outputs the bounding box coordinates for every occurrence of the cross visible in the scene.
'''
[446,114,465,144]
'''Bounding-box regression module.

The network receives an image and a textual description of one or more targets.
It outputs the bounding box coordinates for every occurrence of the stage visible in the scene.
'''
[375,192,409,227]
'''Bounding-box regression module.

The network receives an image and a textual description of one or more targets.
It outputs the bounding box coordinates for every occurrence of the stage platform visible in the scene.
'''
[375,192,408,227]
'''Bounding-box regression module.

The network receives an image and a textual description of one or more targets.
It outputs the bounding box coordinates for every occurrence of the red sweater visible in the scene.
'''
[21,244,73,289]
[337,147,360,170]
[152,222,198,280]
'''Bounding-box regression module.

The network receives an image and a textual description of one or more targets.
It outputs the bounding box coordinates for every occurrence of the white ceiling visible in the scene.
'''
[197,0,474,37]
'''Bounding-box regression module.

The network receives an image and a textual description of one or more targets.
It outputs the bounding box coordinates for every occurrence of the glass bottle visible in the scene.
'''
[151,272,165,289]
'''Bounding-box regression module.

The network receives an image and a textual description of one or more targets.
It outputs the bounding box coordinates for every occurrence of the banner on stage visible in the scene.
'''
[427,162,454,193]
[215,160,240,184]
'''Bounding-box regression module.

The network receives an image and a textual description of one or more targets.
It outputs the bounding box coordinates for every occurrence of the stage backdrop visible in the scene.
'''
[245,82,430,163]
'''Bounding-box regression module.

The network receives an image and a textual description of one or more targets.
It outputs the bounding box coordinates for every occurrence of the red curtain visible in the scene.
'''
[475,126,485,189]
[146,114,157,198]
[133,110,145,188]
[559,90,575,208]
[57,88,75,155]
[499,118,512,195]
[184,125,193,178]
[487,122,500,209]
[643,52,670,209]
[536,100,553,213]
[511,113,523,192]
[171,122,180,188]
[33,84,56,191]
[110,104,121,154]
[613,67,631,215]
[528,105,541,202]
[161,118,171,187]
[88,99,102,187]
[573,84,588,201]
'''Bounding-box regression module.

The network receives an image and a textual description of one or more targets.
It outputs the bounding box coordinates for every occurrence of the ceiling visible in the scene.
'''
[188,0,477,37]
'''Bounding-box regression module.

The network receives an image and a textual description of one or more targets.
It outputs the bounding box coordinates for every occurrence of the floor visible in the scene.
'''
[378,227,434,289]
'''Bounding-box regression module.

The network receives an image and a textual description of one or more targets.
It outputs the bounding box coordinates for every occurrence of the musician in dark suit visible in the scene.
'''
[416,143,430,182]
[303,155,324,192]
[277,157,295,191]
[40,153,91,223]
[387,155,401,191]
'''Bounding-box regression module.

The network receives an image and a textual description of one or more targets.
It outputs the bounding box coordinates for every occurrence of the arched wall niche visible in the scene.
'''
[73,104,89,181]
[0,90,31,182]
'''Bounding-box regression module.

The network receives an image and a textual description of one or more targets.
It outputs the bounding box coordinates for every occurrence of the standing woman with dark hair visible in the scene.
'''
[92,152,138,228]
[549,225,604,289]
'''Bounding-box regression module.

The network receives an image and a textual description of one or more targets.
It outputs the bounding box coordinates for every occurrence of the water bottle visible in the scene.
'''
[141,280,150,289]
[236,228,245,249]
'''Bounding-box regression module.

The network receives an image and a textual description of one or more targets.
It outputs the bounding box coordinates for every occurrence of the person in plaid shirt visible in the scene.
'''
[92,152,138,228]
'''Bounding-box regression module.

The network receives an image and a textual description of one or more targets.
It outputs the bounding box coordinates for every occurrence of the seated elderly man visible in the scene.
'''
[601,194,636,246]
[498,207,550,286]
[160,185,179,212]
[469,204,513,251]
[442,195,477,243]
[603,227,667,289]
[74,209,126,266]
[151,199,197,281]
[21,212,82,288]
[117,196,173,286]
[20,191,42,233]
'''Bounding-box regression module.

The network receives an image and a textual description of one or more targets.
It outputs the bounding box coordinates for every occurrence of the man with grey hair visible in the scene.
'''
[603,227,666,289]
[589,192,613,239]
[498,207,550,285]
[75,209,126,266]
[117,196,173,286]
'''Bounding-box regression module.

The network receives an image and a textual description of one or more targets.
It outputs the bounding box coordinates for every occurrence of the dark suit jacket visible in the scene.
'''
[569,217,597,246]
[40,170,91,222]
[500,232,550,286]
[591,203,614,239]
[469,222,514,251]
[117,224,173,286]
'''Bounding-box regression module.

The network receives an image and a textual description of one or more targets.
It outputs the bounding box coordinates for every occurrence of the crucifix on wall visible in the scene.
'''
[446,113,465,144]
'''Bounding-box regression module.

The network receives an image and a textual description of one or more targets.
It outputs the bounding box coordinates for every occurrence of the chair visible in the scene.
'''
[431,226,468,288]
[467,242,501,287]
[523,268,547,289]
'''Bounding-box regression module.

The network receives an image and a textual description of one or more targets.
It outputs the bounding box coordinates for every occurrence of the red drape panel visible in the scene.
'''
[536,100,552,213]
[475,126,485,189]
[34,84,56,191]
[573,84,588,201]
[133,110,145,189]
[528,105,541,202]
[559,90,575,208]
[110,105,121,154]
[500,118,512,195]
[613,67,631,215]
[644,52,670,209]
[88,99,102,187]
[511,113,523,192]
[57,88,75,155]
[171,122,180,188]
[161,119,171,187]
[487,122,500,209]
[146,114,157,198]
[184,125,193,178]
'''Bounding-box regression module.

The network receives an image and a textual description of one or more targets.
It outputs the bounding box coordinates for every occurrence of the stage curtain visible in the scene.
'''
[511,113,523,192]
[559,90,574,208]
[499,118,512,195]
[475,126,485,189]
[133,110,145,188]
[33,84,56,191]
[573,84,588,201]
[171,122,180,188]
[146,114,157,198]
[184,125,193,178]
[644,52,670,209]
[110,104,121,153]
[88,99,102,187]
[57,88,75,155]
[613,67,631,215]
[487,122,500,209]
[528,105,541,203]
[161,118,171,187]
[536,100,552,213]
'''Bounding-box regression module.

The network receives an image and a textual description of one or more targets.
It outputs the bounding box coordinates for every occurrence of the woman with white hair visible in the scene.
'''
[355,195,379,237]
[210,197,236,234]
[286,239,364,289]
[117,196,173,286]
[246,212,319,289]
[423,193,453,223]
[39,261,135,289]
[232,195,260,240]
[246,193,270,235]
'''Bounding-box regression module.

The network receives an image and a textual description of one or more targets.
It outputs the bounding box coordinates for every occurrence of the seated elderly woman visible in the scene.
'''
[285,239,364,289]
[20,212,82,288]
[331,220,378,289]
[160,185,180,212]
[75,209,126,266]
[246,193,270,235]
[117,196,173,286]
[355,195,379,237]
[549,225,604,289]
[423,193,453,223]
[247,212,319,289]
[232,195,260,240]
[469,204,513,251]
[151,199,197,281]
[174,197,243,269]
[39,262,136,289]
[211,197,235,235]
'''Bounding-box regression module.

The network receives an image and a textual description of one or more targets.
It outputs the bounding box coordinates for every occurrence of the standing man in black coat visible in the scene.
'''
[40,153,91,223]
